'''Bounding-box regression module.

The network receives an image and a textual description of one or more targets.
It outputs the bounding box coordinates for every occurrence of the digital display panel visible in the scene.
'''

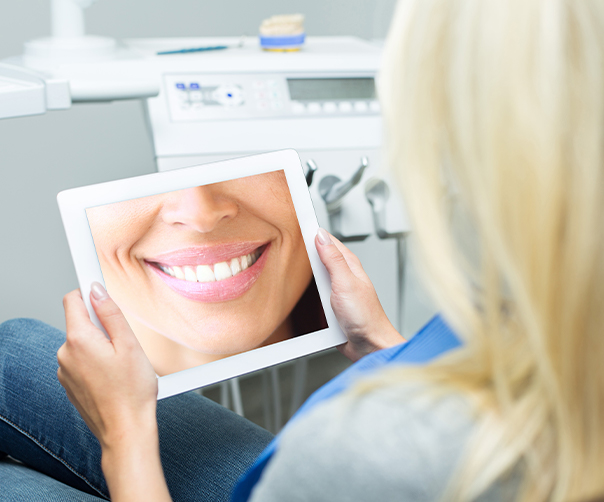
[287,78,376,101]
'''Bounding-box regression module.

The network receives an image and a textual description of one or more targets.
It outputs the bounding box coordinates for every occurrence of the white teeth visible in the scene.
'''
[158,247,263,283]
[184,266,197,282]
[230,257,241,276]
[196,265,215,282]
[214,261,232,281]
[173,266,185,280]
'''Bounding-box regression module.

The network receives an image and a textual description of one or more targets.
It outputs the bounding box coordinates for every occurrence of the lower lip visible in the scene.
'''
[147,245,270,303]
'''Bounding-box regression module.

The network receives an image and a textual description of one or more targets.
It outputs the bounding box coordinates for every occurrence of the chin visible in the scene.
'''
[170,328,271,356]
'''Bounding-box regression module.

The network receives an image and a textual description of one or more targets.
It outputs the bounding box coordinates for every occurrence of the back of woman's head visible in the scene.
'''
[380,0,604,500]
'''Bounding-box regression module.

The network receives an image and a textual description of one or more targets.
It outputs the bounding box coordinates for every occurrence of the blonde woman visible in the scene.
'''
[1,0,603,500]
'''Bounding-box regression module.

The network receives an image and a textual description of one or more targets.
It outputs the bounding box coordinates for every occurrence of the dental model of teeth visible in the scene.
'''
[259,14,304,36]
[259,14,305,51]
[158,249,262,283]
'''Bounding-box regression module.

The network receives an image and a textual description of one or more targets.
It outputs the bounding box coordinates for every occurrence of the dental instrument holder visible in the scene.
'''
[365,178,408,333]
[318,157,370,243]
[305,159,318,187]
[364,178,405,240]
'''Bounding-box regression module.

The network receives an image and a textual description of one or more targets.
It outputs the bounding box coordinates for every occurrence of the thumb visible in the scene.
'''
[315,228,354,287]
[90,282,135,344]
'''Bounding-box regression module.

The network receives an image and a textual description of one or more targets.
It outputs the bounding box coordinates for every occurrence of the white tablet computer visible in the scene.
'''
[57,150,345,400]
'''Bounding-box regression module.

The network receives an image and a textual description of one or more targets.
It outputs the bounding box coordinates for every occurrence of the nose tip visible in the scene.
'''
[161,186,238,233]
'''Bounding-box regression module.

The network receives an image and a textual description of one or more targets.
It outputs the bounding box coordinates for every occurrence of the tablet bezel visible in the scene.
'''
[57,149,345,400]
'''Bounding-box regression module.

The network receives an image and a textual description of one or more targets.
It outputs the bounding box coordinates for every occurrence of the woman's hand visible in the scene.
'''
[58,283,171,502]
[58,283,157,449]
[315,229,405,362]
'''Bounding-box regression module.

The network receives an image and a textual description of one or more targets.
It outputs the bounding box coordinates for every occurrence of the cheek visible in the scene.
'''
[275,232,314,313]
[88,207,156,271]
[268,207,312,299]
[291,246,314,294]
[93,230,141,274]
[89,228,155,312]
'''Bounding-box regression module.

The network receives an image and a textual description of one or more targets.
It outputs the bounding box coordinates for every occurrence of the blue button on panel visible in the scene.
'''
[176,83,185,89]
[190,83,200,89]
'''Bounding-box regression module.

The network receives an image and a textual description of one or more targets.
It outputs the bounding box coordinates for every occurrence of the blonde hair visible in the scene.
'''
[377,0,604,500]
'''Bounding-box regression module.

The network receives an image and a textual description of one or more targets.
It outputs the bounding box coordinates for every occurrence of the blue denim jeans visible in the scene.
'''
[0,318,273,501]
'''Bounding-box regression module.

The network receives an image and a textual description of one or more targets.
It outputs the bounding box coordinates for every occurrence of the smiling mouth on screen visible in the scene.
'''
[146,243,270,303]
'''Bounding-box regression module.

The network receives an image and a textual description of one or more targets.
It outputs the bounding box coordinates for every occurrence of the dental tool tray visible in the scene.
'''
[58,150,345,399]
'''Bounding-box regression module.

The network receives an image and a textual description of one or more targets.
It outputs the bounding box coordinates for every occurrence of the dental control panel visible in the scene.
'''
[164,73,380,122]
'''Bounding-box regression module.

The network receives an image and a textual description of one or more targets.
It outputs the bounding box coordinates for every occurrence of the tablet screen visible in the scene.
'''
[85,170,328,377]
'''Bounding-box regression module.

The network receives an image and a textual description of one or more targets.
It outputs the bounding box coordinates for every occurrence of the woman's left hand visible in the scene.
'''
[58,284,158,448]
[58,283,171,502]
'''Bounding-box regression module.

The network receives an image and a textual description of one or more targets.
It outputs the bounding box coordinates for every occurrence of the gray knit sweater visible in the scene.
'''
[249,384,520,501]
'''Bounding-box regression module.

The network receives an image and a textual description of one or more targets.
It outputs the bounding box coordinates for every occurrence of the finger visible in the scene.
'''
[63,289,95,336]
[329,235,366,278]
[89,282,136,345]
[315,229,355,287]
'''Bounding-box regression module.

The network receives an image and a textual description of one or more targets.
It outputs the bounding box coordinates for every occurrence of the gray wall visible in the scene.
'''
[0,0,402,330]
[0,0,397,61]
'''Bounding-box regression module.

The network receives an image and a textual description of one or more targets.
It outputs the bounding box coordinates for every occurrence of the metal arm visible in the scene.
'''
[319,156,369,213]
[317,157,370,242]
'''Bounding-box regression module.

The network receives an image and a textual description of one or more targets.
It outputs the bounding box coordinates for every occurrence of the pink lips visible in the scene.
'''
[146,242,270,303]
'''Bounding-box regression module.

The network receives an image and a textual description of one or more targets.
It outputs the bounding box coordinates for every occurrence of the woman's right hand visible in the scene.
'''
[315,228,405,362]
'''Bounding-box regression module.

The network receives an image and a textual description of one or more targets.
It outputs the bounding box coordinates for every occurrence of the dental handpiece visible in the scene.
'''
[316,156,371,242]
[365,178,392,239]
[319,157,369,213]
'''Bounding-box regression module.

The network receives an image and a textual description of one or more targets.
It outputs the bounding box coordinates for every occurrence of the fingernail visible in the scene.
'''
[317,228,332,246]
[90,282,109,301]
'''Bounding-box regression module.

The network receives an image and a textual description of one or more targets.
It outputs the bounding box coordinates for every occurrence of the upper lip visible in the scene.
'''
[144,241,269,267]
